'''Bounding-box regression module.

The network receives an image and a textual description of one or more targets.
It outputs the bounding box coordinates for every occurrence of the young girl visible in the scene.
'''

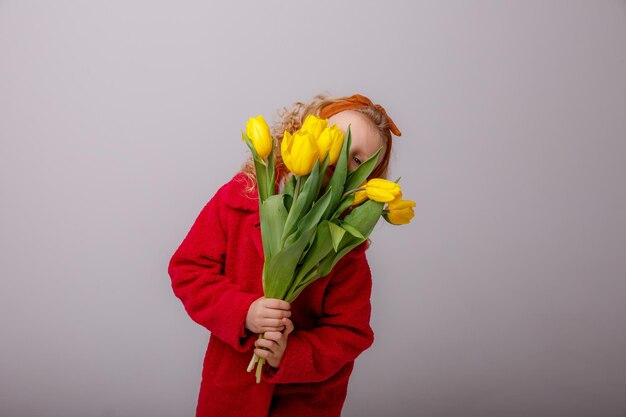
[168,93,402,417]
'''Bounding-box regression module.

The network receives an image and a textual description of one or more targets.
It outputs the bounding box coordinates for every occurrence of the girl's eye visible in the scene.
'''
[353,156,362,166]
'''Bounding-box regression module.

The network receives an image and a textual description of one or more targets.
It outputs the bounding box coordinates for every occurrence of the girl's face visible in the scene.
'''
[327,110,384,171]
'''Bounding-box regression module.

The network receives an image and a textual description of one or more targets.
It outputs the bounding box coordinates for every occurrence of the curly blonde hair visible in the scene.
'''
[238,93,395,193]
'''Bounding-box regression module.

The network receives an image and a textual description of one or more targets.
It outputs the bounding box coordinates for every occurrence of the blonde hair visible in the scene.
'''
[238,93,394,192]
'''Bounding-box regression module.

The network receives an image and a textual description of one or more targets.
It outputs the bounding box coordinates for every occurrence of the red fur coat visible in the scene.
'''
[168,172,375,417]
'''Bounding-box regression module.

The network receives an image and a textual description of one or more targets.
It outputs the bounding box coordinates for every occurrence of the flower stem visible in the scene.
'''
[247,353,258,372]
[294,176,301,199]
[247,333,268,383]
[255,357,266,383]
[247,333,264,373]
[342,187,365,199]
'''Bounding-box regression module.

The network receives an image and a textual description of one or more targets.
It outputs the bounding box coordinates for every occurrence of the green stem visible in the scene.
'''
[247,333,264,373]
[247,350,259,372]
[255,357,266,383]
[342,187,366,199]
[294,175,301,199]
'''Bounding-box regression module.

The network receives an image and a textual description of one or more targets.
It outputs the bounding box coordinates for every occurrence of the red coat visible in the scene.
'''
[168,172,375,417]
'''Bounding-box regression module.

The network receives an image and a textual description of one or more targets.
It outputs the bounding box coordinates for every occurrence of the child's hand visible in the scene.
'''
[254,317,294,368]
[245,297,291,334]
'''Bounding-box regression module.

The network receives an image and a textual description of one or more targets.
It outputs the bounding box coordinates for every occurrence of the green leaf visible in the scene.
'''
[341,199,384,238]
[344,146,382,193]
[316,199,384,277]
[323,127,351,220]
[317,233,366,278]
[265,228,316,299]
[289,221,333,285]
[259,195,288,260]
[285,268,319,303]
[330,194,355,220]
[328,221,346,252]
[281,160,321,245]
[296,186,333,236]
[242,132,258,159]
[282,175,296,211]
[340,222,365,240]
[283,194,293,212]
[317,248,344,277]
[242,132,273,202]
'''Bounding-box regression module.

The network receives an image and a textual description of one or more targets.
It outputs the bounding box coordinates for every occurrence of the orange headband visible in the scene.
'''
[318,93,402,137]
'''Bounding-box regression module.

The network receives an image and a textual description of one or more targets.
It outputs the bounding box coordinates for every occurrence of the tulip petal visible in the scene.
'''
[352,189,368,205]
[281,131,295,172]
[291,131,319,176]
[301,114,328,139]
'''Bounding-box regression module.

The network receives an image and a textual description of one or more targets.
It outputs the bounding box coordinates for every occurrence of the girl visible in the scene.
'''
[168,93,402,417]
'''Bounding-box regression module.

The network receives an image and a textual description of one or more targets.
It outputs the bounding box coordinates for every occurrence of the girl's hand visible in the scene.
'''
[254,317,294,368]
[245,297,291,334]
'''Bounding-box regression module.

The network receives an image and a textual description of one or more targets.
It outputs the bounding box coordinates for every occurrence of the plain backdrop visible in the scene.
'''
[1,1,625,417]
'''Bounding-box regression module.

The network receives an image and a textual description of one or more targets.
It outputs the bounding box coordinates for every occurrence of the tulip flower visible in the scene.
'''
[317,125,344,165]
[300,114,327,139]
[361,178,402,203]
[281,131,294,172]
[352,189,367,205]
[385,197,416,225]
[244,115,273,159]
[281,130,319,176]
[351,181,368,205]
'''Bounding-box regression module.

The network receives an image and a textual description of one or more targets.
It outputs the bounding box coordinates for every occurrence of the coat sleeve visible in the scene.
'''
[167,186,259,352]
[262,245,375,384]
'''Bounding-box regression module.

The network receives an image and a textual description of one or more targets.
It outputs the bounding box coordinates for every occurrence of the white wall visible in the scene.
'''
[1,1,625,416]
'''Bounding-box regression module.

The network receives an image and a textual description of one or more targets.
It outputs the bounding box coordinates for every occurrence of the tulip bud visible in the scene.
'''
[385,197,416,225]
[317,125,344,165]
[364,178,402,203]
[281,130,295,172]
[300,114,328,139]
[288,131,319,176]
[352,189,368,205]
[245,115,273,159]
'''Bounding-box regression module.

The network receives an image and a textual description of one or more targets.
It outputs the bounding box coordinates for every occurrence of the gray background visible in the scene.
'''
[1,1,625,417]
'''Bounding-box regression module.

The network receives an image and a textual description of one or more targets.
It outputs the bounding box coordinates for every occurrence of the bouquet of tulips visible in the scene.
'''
[241,114,415,382]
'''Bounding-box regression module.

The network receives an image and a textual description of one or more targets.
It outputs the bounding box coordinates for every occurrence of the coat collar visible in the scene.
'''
[222,172,261,213]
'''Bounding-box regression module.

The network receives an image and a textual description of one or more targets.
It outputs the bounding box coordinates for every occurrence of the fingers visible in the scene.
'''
[262,308,291,319]
[246,298,292,335]
[283,318,294,336]
[262,298,291,312]
[257,318,285,333]
[263,331,283,342]
[263,319,294,340]
[254,318,294,369]
[255,338,278,351]
[258,326,284,333]
[254,338,280,366]
[260,318,285,328]
[254,347,272,360]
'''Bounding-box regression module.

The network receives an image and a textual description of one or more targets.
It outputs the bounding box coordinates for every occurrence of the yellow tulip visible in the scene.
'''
[281,130,319,176]
[364,178,402,202]
[316,125,344,165]
[244,115,273,159]
[351,181,368,205]
[352,189,367,205]
[386,197,416,225]
[281,130,294,171]
[300,114,327,139]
